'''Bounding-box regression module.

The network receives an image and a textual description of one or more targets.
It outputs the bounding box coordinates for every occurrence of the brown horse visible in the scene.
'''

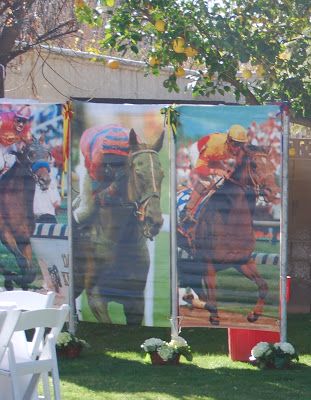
[74,129,165,325]
[0,141,51,290]
[178,145,280,325]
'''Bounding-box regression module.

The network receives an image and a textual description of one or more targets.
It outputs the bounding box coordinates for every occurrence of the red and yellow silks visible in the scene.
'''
[62,102,73,196]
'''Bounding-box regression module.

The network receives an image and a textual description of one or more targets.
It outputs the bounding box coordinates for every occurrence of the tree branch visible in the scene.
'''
[0,0,37,64]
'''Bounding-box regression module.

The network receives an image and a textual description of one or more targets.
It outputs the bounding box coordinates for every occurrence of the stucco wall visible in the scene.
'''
[4,48,236,103]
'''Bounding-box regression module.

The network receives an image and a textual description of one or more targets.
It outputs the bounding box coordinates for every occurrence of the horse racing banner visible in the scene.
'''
[175,105,282,331]
[71,100,170,327]
[0,102,68,302]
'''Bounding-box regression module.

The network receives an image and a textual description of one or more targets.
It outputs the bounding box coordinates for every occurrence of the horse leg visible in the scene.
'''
[203,262,220,326]
[239,259,268,322]
[87,285,111,323]
[0,231,36,290]
[84,252,111,324]
[18,242,37,287]
[0,263,17,290]
[182,261,220,326]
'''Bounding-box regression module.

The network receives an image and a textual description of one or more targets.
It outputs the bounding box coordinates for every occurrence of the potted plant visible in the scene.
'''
[250,341,299,369]
[141,335,193,365]
[56,331,89,359]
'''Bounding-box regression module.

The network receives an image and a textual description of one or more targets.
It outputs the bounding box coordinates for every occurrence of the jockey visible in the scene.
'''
[73,124,130,224]
[0,106,33,176]
[181,124,249,222]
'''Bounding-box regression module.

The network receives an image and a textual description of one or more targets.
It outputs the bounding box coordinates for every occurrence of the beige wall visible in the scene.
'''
[4,48,236,103]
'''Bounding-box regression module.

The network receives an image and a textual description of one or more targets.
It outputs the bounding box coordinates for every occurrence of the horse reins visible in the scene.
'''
[28,160,50,190]
[224,152,267,199]
[246,152,273,201]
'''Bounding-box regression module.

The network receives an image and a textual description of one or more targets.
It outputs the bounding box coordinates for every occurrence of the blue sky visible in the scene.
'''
[176,104,280,139]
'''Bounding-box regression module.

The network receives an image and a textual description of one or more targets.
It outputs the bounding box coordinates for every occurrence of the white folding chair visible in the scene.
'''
[0,291,55,359]
[0,304,69,400]
[0,310,21,365]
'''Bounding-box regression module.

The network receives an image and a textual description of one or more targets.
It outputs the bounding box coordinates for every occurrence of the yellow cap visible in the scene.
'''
[228,124,248,143]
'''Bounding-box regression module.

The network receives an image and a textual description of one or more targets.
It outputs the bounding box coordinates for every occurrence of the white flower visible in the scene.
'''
[141,338,164,352]
[56,332,88,349]
[57,332,73,347]
[251,342,271,358]
[169,335,188,348]
[157,342,175,361]
[274,342,295,355]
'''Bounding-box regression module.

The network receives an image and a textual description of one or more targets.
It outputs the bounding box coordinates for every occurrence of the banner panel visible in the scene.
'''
[176,105,281,331]
[71,101,170,326]
[0,103,68,303]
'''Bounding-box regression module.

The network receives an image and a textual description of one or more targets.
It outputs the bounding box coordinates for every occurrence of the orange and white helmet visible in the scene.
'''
[228,124,248,143]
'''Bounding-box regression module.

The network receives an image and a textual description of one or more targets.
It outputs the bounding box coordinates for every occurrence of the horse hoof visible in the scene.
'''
[209,315,220,326]
[247,312,260,323]
[4,279,14,291]
[182,294,194,303]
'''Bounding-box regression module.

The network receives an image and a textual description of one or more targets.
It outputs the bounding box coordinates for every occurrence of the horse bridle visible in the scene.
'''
[129,149,161,222]
[246,152,273,202]
[24,151,51,190]
[225,152,271,202]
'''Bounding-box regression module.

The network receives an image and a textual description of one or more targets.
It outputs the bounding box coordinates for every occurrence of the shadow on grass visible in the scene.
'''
[75,323,230,355]
[59,352,311,400]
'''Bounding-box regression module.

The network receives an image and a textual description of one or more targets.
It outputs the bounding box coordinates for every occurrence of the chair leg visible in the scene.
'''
[50,365,61,400]
[9,365,22,400]
[41,372,51,400]
[22,373,41,400]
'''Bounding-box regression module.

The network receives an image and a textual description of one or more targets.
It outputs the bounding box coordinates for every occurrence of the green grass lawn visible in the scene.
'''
[56,313,311,400]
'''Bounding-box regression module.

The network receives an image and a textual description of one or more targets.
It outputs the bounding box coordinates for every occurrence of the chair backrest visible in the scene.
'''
[0,291,56,359]
[13,304,70,359]
[0,290,55,310]
[0,305,69,400]
[15,305,69,334]
[0,309,21,363]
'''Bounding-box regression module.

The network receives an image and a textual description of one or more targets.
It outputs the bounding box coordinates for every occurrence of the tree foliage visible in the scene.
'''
[76,0,311,125]
[0,0,78,96]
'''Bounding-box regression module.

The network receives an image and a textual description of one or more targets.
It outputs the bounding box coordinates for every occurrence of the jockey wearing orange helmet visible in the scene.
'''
[73,124,130,224]
[182,124,249,220]
[0,106,33,175]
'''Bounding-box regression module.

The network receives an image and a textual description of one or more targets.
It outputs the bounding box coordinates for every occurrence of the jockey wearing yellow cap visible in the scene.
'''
[182,124,249,221]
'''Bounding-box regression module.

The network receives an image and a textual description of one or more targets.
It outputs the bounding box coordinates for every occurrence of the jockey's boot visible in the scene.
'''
[180,181,208,226]
[73,172,95,224]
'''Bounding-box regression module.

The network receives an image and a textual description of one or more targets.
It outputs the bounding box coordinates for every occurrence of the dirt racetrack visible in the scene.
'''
[179,306,280,331]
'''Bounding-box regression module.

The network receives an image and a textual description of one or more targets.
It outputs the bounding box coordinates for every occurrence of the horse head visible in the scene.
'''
[15,140,51,191]
[247,145,280,203]
[128,129,165,240]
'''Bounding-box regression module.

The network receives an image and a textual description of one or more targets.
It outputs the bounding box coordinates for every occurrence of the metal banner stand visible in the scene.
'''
[280,104,290,342]
[65,102,76,334]
[170,127,179,338]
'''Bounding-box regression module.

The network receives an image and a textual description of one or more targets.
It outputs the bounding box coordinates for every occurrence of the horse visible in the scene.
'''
[74,129,165,325]
[178,145,280,326]
[0,141,51,290]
